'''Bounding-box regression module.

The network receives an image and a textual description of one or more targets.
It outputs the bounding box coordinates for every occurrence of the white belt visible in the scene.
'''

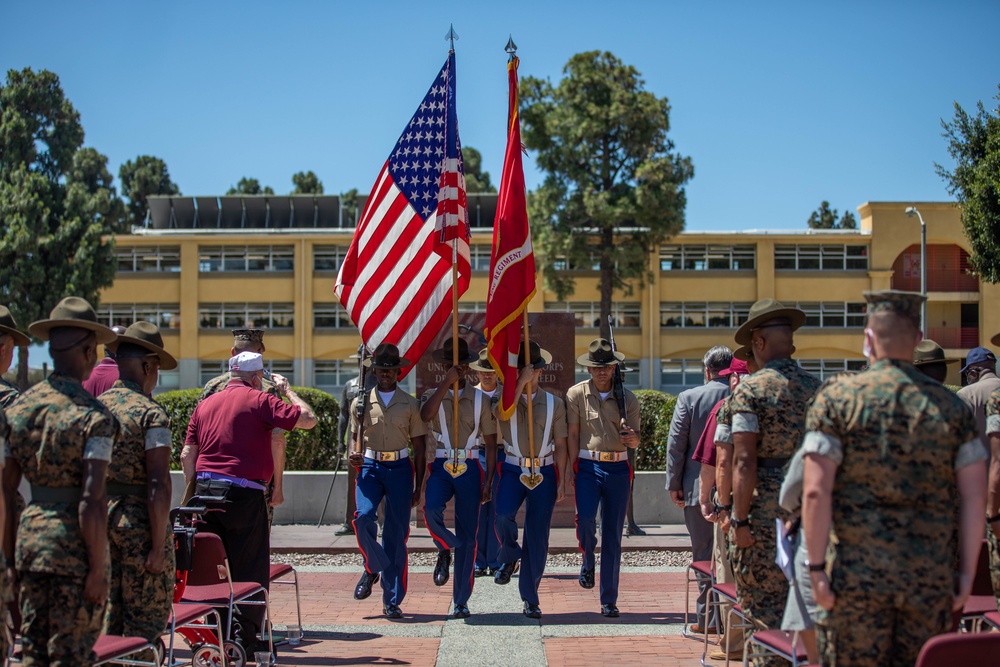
[364,447,409,462]
[508,455,554,468]
[578,450,628,463]
[435,449,476,460]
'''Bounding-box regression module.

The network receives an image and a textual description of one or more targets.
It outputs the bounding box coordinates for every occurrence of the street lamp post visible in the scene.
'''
[904,206,928,334]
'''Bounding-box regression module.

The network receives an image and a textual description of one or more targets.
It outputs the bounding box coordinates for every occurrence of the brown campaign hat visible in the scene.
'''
[913,339,957,367]
[28,297,117,345]
[110,321,178,370]
[517,340,552,370]
[432,337,477,365]
[577,338,625,367]
[364,342,410,370]
[469,348,496,373]
[734,299,806,346]
[0,306,30,347]
[733,345,753,362]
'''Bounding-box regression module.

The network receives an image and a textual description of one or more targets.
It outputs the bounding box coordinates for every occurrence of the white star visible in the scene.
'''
[435,132,444,141]
[419,102,428,112]
[422,205,433,216]
[422,175,432,186]
[439,69,447,81]
[423,161,433,171]
[402,146,411,157]
[405,132,413,142]
[414,131,424,142]
[398,175,409,186]
[434,145,444,157]
[416,117,426,127]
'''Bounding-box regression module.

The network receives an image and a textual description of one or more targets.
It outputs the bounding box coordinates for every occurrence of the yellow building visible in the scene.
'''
[102,197,998,394]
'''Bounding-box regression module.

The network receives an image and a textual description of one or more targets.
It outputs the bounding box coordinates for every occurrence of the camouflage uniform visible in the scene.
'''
[201,371,283,525]
[98,379,175,644]
[0,406,8,658]
[805,359,982,667]
[729,358,820,665]
[0,376,18,409]
[6,373,117,667]
[987,388,1000,611]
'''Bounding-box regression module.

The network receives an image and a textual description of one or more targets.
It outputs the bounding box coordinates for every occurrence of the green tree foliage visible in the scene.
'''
[807,200,857,230]
[521,51,694,337]
[227,177,274,196]
[291,170,324,195]
[462,146,495,193]
[157,386,339,470]
[340,187,360,226]
[936,85,1000,283]
[118,155,180,229]
[633,390,677,471]
[0,68,120,386]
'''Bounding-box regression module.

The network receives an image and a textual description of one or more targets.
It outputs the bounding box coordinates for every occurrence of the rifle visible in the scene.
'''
[607,315,628,432]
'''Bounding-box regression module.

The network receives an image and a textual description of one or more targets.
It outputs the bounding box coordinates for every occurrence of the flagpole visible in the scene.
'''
[452,239,461,474]
[523,309,536,479]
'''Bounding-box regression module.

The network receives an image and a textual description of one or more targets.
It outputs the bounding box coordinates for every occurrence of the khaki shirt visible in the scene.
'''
[492,389,568,458]
[421,386,498,450]
[565,380,640,453]
[351,387,427,452]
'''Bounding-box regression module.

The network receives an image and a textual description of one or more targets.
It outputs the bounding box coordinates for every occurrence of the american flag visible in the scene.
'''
[335,52,470,377]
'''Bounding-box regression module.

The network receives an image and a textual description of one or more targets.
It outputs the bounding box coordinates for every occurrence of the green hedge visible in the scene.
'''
[156,387,339,471]
[634,389,677,471]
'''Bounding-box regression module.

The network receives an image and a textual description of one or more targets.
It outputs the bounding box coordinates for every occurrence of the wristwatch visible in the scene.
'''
[808,562,826,573]
[732,517,751,529]
[715,502,732,514]
[987,513,1000,524]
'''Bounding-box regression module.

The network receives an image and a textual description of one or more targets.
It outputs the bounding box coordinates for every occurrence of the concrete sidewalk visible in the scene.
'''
[270,523,693,554]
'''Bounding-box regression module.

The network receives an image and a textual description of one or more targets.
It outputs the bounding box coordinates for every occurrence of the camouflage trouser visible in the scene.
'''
[104,510,175,646]
[989,527,1000,612]
[729,471,788,667]
[19,571,105,667]
[817,587,951,667]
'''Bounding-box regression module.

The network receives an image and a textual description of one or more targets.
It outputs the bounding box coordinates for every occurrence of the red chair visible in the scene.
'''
[744,629,809,667]
[179,532,273,665]
[92,635,159,666]
[960,594,998,632]
[915,631,1000,666]
[164,602,227,667]
[702,582,751,667]
[684,560,715,641]
[982,610,1000,631]
[269,562,302,641]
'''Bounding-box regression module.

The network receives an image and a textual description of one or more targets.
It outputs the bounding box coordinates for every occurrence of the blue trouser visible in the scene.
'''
[495,460,557,606]
[353,457,413,607]
[476,448,505,570]
[423,457,483,606]
[574,458,631,605]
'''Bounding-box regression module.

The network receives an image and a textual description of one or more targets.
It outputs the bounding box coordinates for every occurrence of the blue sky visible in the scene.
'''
[2,0,998,233]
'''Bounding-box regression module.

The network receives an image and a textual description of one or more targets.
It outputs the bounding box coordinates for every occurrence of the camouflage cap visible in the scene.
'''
[863,290,924,327]
[232,329,265,344]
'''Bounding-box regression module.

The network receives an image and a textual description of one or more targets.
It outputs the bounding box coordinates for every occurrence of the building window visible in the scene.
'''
[199,359,295,386]
[551,249,601,272]
[546,302,641,328]
[796,302,868,328]
[313,246,348,272]
[660,244,756,271]
[154,369,180,395]
[115,246,180,273]
[660,359,704,394]
[314,360,352,394]
[774,244,869,271]
[313,303,353,329]
[97,304,180,330]
[199,245,294,272]
[457,301,487,313]
[660,302,752,328]
[198,303,294,329]
[797,359,866,381]
[470,244,492,272]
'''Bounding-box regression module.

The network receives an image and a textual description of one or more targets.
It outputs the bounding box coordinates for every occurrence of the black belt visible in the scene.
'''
[107,482,146,497]
[757,457,789,469]
[30,485,82,504]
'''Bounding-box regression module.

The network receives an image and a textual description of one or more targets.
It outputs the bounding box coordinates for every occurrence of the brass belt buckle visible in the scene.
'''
[379,451,395,462]
[599,452,614,462]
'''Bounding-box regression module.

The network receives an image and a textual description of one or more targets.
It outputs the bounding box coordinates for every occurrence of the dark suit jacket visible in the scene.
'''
[666,378,730,506]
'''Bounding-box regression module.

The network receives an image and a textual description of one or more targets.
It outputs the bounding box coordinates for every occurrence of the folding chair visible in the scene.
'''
[684,560,715,641]
[179,532,273,664]
[164,602,227,667]
[915,631,1000,666]
[702,581,752,667]
[981,610,1000,631]
[744,629,808,667]
[269,562,303,642]
[960,594,998,632]
[92,635,160,667]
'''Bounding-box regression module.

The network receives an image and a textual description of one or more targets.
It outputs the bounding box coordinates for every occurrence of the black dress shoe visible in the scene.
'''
[523,601,542,619]
[354,571,380,600]
[383,603,403,619]
[334,523,355,536]
[601,603,620,618]
[494,560,519,585]
[579,566,595,589]
[453,603,471,618]
[474,567,488,577]
[625,523,647,537]
[434,549,452,586]
[488,566,499,576]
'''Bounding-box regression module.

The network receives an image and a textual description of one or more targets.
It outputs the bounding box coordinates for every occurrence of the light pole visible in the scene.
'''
[904,206,928,334]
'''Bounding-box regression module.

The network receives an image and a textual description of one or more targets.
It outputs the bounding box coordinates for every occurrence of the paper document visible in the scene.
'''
[775,518,795,582]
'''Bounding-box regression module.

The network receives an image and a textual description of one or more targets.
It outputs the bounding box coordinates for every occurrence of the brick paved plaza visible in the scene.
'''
[260,564,706,666]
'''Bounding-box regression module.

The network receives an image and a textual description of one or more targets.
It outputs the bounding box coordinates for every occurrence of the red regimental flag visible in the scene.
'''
[334,52,469,378]
[485,55,536,419]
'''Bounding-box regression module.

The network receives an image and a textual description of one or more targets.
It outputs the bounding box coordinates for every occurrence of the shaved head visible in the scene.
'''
[866,311,921,362]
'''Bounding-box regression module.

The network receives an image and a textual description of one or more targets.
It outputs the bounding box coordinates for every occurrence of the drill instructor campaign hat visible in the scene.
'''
[432,337,477,365]
[913,340,957,368]
[734,299,806,346]
[577,338,625,367]
[110,321,178,370]
[469,348,496,373]
[517,340,552,370]
[28,297,117,345]
[364,343,411,370]
[0,306,30,347]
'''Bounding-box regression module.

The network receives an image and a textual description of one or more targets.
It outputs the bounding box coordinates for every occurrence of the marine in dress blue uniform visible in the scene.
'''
[470,349,505,576]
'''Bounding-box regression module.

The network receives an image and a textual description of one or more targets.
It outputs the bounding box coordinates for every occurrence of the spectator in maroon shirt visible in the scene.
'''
[82,325,127,396]
[180,351,317,653]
